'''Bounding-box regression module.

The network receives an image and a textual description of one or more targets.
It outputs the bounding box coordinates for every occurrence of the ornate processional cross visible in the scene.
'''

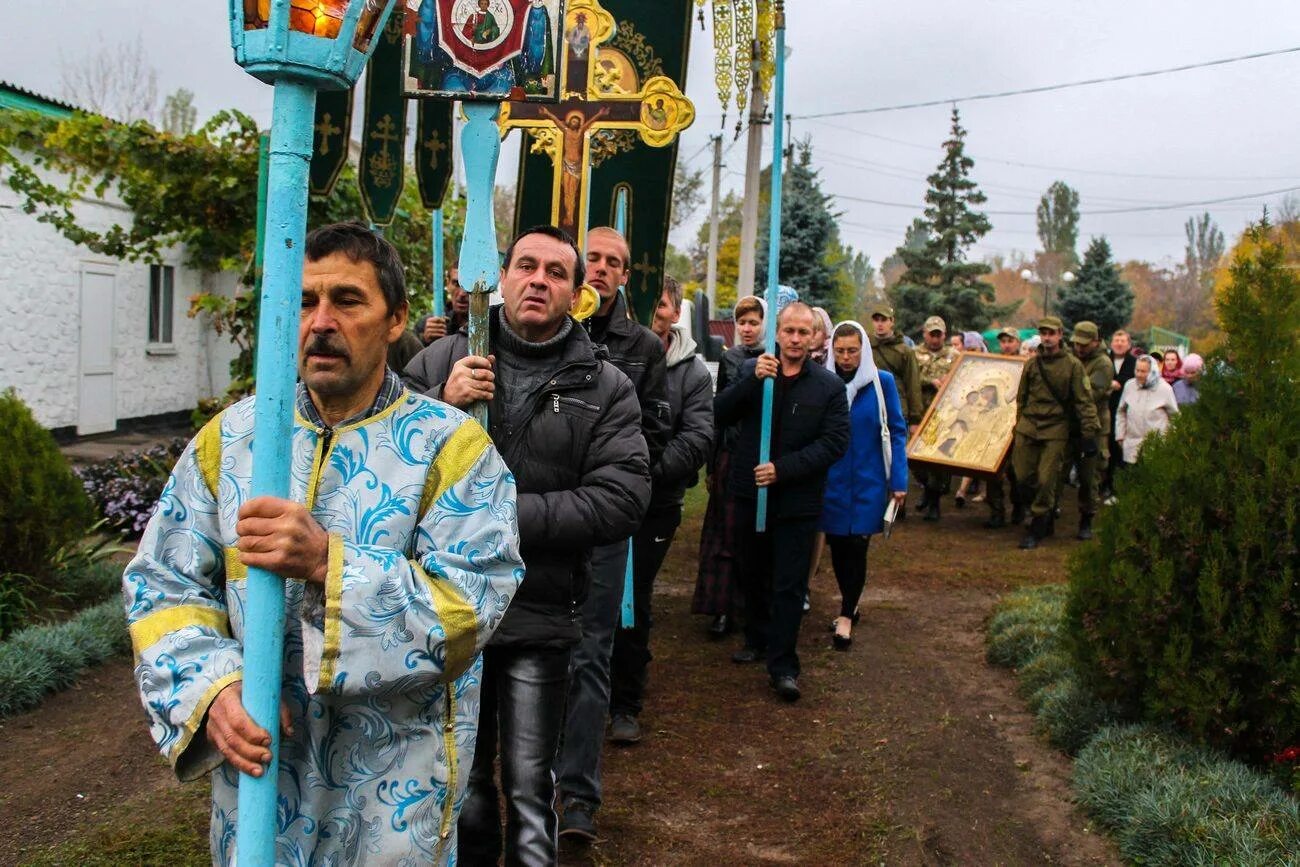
[498,0,694,247]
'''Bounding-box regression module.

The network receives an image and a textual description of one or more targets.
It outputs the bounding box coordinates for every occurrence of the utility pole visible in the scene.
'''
[735,40,765,299]
[705,133,723,310]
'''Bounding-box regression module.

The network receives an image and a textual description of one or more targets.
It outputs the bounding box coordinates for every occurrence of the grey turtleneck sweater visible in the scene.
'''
[493,307,574,433]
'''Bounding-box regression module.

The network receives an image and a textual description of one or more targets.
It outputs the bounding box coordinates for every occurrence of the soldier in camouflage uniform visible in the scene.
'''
[984,326,1023,529]
[1054,321,1111,540]
[1013,316,1100,550]
[912,315,961,521]
[868,303,924,426]
[868,304,924,520]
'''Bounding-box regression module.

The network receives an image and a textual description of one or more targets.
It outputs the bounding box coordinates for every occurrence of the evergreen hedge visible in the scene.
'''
[0,599,129,718]
[1065,224,1300,764]
[988,585,1300,864]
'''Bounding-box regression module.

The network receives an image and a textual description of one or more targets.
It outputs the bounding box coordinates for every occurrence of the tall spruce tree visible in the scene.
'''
[756,141,840,311]
[1056,236,1134,336]
[890,108,1011,334]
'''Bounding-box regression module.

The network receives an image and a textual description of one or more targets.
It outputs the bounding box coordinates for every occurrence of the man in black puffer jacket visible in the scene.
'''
[607,276,714,746]
[715,301,850,703]
[557,226,670,842]
[403,225,650,866]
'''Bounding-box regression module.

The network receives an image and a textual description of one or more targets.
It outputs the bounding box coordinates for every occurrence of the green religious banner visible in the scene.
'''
[358,5,407,226]
[309,89,353,197]
[512,0,694,324]
[415,100,454,210]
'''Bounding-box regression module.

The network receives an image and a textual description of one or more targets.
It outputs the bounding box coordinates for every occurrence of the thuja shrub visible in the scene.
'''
[0,389,94,577]
[1066,223,1300,765]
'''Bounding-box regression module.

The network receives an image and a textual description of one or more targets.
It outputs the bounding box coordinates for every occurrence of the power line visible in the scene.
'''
[833,184,1300,216]
[804,117,1300,183]
[794,46,1300,119]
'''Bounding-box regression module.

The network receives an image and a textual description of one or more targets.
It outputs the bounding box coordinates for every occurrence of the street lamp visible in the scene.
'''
[1020,267,1075,318]
[227,1,398,863]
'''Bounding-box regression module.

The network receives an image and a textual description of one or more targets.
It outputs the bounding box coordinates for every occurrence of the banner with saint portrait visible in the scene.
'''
[402,0,565,101]
[907,354,1028,478]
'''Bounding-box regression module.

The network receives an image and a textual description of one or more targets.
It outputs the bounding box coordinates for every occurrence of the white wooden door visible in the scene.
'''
[77,267,117,435]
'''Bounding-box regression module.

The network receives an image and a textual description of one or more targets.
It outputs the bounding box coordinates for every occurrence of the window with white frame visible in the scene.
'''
[148,264,174,345]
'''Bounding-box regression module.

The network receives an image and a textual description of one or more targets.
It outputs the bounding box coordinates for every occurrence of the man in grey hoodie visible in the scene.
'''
[607,276,714,747]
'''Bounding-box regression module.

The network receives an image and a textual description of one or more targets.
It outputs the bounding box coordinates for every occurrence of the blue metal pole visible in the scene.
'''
[458,102,501,430]
[613,189,635,629]
[432,207,446,318]
[756,8,786,533]
[236,77,316,867]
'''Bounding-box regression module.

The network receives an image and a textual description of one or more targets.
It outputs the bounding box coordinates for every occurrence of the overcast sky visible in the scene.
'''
[3,1,1298,270]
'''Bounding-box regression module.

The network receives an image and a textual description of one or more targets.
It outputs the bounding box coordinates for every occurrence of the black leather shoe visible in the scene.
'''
[1077,514,1094,541]
[559,801,597,842]
[771,675,801,702]
[984,512,1006,529]
[707,614,731,638]
[924,499,941,522]
[1018,531,1039,550]
[732,646,763,664]
[608,714,642,745]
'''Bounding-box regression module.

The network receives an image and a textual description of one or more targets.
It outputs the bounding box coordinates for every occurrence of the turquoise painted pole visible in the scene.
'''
[756,4,786,533]
[458,102,501,430]
[236,77,316,866]
[432,207,446,317]
[613,187,635,629]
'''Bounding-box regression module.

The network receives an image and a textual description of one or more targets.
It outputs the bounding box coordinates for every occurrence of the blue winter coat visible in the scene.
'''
[820,370,910,536]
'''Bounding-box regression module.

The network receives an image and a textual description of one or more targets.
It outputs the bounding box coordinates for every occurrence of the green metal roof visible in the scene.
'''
[0,82,78,118]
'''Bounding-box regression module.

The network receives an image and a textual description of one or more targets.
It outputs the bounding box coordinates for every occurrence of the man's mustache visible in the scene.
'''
[304,335,349,359]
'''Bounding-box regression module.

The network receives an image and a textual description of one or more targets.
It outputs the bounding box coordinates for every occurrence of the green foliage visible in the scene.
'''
[1055,236,1133,334]
[1065,222,1300,762]
[1031,674,1117,754]
[890,109,1015,333]
[0,389,94,585]
[1074,725,1300,866]
[1036,180,1080,264]
[756,142,842,311]
[0,598,129,718]
[0,108,261,273]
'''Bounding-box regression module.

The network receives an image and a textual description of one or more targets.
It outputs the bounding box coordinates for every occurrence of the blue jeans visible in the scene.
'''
[556,538,627,812]
[458,645,572,866]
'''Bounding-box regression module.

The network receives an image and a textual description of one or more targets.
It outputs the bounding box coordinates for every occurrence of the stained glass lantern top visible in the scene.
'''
[231,0,397,89]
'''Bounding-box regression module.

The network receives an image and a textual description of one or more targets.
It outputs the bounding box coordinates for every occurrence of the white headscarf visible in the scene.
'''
[826,320,892,483]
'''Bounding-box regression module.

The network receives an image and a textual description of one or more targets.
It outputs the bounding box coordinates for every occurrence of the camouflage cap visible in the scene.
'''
[997,326,1020,339]
[870,302,895,319]
[923,315,946,333]
[1037,316,1064,332]
[1071,321,1100,344]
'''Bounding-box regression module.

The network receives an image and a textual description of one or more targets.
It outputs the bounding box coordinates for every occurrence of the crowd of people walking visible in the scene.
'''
[125,220,1198,864]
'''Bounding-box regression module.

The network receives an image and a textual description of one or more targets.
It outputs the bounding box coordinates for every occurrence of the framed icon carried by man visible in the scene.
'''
[907,353,1028,477]
[403,0,565,101]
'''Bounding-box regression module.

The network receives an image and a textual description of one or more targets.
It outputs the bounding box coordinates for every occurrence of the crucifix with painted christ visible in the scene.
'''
[498,0,694,246]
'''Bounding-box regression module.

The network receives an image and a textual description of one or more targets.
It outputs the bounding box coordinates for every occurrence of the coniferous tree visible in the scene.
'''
[756,141,840,311]
[890,108,1012,334]
[1066,220,1300,762]
[1056,236,1134,336]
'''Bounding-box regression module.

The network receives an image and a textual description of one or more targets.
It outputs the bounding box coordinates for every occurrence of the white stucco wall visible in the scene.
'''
[0,165,240,431]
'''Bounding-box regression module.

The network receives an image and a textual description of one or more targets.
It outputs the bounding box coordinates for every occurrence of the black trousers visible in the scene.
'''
[459,645,572,867]
[734,498,819,679]
[609,505,682,718]
[826,533,871,619]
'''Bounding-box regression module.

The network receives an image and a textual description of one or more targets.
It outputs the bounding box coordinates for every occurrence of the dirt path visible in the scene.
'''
[0,493,1117,865]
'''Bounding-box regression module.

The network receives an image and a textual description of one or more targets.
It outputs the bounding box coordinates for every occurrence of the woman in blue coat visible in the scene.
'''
[821,321,910,649]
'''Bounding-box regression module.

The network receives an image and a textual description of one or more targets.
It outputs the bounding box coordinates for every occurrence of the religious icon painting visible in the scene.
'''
[906,353,1028,478]
[402,0,565,101]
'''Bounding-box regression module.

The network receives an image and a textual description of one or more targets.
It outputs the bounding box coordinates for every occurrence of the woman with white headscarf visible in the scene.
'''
[819,321,909,650]
[1115,354,1179,465]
